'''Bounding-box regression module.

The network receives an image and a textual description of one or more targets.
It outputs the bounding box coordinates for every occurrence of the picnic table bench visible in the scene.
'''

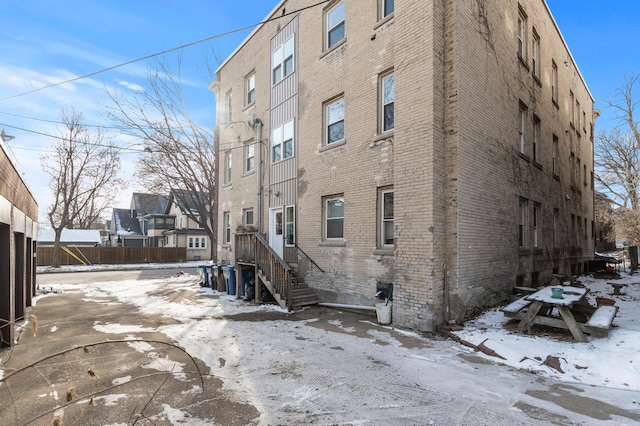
[501,285,618,342]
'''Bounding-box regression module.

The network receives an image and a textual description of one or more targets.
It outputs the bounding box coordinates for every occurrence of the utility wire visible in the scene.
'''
[0,0,330,102]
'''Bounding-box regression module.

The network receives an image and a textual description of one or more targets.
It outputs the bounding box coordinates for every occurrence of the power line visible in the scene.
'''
[0,0,330,102]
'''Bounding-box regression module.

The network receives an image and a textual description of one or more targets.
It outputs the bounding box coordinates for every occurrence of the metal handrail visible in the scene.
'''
[295,243,325,273]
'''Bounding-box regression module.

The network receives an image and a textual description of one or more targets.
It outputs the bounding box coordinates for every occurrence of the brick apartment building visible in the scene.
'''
[211,0,595,331]
[0,132,38,346]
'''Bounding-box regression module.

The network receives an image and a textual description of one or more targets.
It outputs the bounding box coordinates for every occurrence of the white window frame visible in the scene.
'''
[243,209,254,227]
[200,237,207,249]
[324,196,344,240]
[188,237,194,248]
[552,134,559,176]
[533,115,540,163]
[382,0,394,18]
[518,102,527,154]
[223,212,231,244]
[272,36,294,85]
[245,142,255,173]
[380,188,394,248]
[246,73,255,106]
[224,151,232,185]
[531,29,540,77]
[519,199,528,247]
[381,72,395,133]
[326,1,345,49]
[326,98,345,145]
[533,203,541,248]
[285,205,295,247]
[271,120,294,163]
[226,92,233,124]
[517,7,527,60]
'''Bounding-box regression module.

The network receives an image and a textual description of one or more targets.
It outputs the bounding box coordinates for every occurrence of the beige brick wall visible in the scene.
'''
[214,0,595,331]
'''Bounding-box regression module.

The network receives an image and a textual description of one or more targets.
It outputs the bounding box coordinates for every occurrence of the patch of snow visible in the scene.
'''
[112,375,131,386]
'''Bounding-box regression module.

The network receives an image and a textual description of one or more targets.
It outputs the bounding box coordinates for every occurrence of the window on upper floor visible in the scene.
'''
[245,142,255,173]
[533,115,540,163]
[531,29,540,78]
[224,151,232,185]
[326,1,345,49]
[551,60,559,105]
[381,0,394,18]
[518,101,527,155]
[381,72,395,133]
[326,97,345,145]
[246,73,255,106]
[570,90,575,127]
[517,7,528,61]
[553,208,559,247]
[379,188,394,248]
[576,99,581,131]
[226,91,233,124]
[324,196,344,239]
[272,120,294,163]
[273,36,294,85]
[552,134,559,177]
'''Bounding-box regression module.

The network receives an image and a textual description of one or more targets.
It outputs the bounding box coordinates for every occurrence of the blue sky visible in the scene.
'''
[0,1,638,224]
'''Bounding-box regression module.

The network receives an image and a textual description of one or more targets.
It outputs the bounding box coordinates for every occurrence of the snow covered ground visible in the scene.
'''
[19,262,640,424]
[35,262,640,392]
[452,272,640,391]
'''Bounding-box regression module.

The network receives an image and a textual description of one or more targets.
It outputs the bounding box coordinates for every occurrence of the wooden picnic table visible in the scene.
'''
[501,285,618,342]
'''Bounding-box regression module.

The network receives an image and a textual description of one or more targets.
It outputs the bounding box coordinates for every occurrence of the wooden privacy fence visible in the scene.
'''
[36,246,187,266]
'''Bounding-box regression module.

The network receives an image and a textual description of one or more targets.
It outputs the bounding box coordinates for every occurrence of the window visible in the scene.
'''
[531,29,540,77]
[226,92,233,123]
[382,0,394,18]
[285,205,295,246]
[325,196,344,239]
[517,7,527,60]
[246,73,255,105]
[245,142,255,173]
[576,100,581,131]
[326,98,345,144]
[381,73,395,132]
[570,91,575,127]
[326,1,345,49]
[533,203,541,248]
[519,199,527,247]
[243,209,254,227]
[188,237,194,248]
[533,115,540,163]
[272,120,294,162]
[518,102,527,154]
[223,212,231,244]
[552,134,559,176]
[583,111,587,132]
[584,164,587,186]
[551,61,558,104]
[273,36,294,84]
[380,188,394,247]
[224,151,232,184]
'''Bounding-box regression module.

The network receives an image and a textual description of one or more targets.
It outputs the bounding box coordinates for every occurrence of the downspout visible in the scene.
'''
[254,117,263,234]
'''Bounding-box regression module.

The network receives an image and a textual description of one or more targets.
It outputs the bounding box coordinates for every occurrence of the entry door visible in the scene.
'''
[269,207,284,259]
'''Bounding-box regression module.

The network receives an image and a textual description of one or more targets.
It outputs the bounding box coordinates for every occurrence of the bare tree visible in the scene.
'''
[595,74,640,244]
[42,109,124,267]
[105,58,217,260]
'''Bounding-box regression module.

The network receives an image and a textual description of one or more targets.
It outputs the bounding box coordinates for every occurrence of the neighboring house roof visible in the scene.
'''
[112,208,143,236]
[131,192,169,216]
[38,228,102,245]
[167,189,208,216]
[163,228,208,236]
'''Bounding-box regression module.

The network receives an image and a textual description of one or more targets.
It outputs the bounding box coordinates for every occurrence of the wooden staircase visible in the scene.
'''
[236,232,318,311]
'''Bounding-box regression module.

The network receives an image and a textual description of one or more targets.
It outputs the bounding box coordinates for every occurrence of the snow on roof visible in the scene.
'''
[38,228,102,244]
